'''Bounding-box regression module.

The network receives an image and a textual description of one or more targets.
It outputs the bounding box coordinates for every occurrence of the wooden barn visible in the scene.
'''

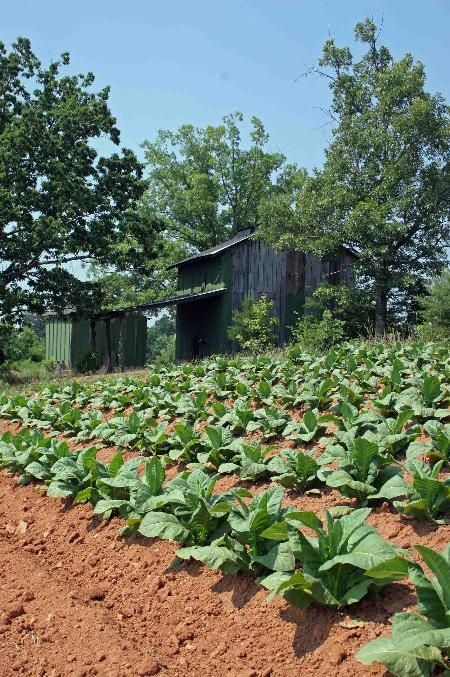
[44,229,355,367]
[170,228,355,360]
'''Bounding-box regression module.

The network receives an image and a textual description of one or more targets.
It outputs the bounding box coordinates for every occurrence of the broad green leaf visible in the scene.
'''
[415,545,450,610]
[145,456,165,494]
[253,542,295,572]
[176,544,242,574]
[366,556,410,581]
[260,521,289,541]
[356,634,444,677]
[138,512,189,542]
[285,510,323,533]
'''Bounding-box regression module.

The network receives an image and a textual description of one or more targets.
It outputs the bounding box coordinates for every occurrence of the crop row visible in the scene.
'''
[0,427,449,676]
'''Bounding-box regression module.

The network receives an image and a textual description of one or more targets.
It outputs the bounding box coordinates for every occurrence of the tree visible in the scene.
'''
[259,18,450,334]
[141,112,286,251]
[147,314,176,363]
[419,270,450,328]
[87,236,187,310]
[0,38,161,321]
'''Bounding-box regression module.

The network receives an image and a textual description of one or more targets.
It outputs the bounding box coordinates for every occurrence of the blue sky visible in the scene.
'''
[3,0,449,172]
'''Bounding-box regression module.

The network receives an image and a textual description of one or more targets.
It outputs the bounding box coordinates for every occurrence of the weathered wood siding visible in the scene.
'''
[46,314,146,371]
[174,239,355,358]
[231,243,355,337]
[177,257,225,295]
[231,239,288,340]
[304,250,355,313]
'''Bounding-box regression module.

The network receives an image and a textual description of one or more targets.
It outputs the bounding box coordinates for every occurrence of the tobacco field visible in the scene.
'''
[0,341,449,676]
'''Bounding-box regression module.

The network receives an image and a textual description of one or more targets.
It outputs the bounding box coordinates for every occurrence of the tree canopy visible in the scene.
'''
[141,112,286,251]
[259,18,450,333]
[92,112,290,308]
[0,38,161,321]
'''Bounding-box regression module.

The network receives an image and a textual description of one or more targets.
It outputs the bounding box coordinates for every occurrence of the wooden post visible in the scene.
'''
[118,314,125,372]
[89,318,96,353]
[105,318,112,373]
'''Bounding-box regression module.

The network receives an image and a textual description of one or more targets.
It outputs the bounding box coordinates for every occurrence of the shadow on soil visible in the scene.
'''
[211,572,260,608]
[279,581,416,658]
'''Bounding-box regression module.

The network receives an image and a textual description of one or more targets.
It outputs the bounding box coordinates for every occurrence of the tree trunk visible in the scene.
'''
[375,289,388,337]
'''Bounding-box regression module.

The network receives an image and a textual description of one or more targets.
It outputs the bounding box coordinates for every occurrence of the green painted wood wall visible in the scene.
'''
[45,313,147,370]
[175,251,233,360]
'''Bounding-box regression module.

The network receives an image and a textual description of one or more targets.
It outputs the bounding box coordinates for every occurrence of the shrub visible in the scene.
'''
[153,334,176,366]
[228,294,278,353]
[309,284,375,337]
[289,310,344,353]
[414,322,449,343]
[147,314,176,363]
[0,324,45,363]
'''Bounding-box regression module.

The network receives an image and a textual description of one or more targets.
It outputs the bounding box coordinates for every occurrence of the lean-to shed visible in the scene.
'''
[45,310,146,371]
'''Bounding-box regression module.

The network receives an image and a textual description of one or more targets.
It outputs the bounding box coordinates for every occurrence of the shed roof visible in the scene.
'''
[169,227,256,268]
[43,287,228,320]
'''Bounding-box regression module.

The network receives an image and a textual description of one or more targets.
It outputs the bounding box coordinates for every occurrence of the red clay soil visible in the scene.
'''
[1,473,449,677]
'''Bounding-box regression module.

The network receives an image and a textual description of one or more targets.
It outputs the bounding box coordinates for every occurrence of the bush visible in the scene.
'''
[307,284,375,337]
[228,294,278,353]
[153,334,176,366]
[414,322,449,343]
[0,324,45,363]
[289,310,345,353]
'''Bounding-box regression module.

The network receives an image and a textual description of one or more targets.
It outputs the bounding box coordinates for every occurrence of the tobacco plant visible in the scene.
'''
[357,545,450,677]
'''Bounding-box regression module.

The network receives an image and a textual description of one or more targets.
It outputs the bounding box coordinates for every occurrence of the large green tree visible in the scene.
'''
[259,19,450,334]
[93,113,288,308]
[0,38,161,320]
[141,112,286,251]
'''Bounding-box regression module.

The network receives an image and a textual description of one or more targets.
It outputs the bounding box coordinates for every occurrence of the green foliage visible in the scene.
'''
[376,459,450,522]
[261,507,404,609]
[75,351,101,374]
[1,339,449,675]
[319,435,401,504]
[227,294,279,353]
[142,112,285,251]
[259,18,450,334]
[0,37,159,320]
[0,324,45,363]
[414,323,450,344]
[419,271,450,331]
[146,315,176,364]
[308,284,375,337]
[218,441,275,481]
[357,544,450,676]
[268,450,321,493]
[289,310,345,353]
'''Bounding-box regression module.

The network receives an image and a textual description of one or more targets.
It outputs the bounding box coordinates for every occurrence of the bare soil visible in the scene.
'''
[1,467,448,677]
[1,406,449,677]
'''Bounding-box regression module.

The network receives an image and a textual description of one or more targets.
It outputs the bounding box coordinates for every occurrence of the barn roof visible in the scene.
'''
[170,227,358,269]
[169,227,255,268]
